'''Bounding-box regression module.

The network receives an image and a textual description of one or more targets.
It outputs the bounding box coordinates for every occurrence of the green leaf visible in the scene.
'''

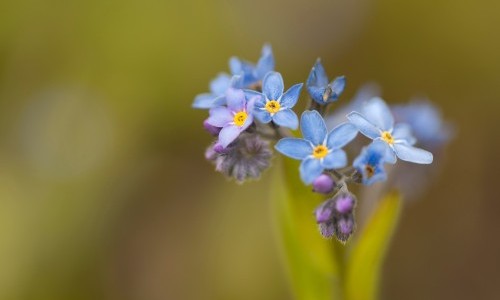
[271,158,342,300]
[344,192,402,300]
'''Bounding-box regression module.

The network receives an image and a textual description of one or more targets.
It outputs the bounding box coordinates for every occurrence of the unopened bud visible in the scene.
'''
[312,174,335,194]
[335,192,356,214]
[203,119,222,136]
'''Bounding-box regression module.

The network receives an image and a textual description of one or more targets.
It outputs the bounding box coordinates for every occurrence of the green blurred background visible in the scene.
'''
[0,0,499,299]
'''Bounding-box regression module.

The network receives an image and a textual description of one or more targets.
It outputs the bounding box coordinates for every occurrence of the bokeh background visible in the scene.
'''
[0,0,499,299]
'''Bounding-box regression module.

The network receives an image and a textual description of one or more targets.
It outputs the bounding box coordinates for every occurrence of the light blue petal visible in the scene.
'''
[273,109,299,129]
[383,143,397,164]
[255,44,274,79]
[212,95,226,107]
[363,97,394,131]
[307,86,327,104]
[229,75,244,89]
[321,149,347,169]
[330,76,346,98]
[240,113,254,131]
[210,73,231,95]
[275,138,313,160]
[326,123,358,149]
[280,83,303,108]
[307,59,329,87]
[392,123,416,145]
[206,107,232,127]
[253,109,272,123]
[300,110,327,145]
[192,93,216,109]
[226,88,246,112]
[300,158,324,184]
[218,125,241,148]
[347,112,381,139]
[393,143,433,164]
[262,71,284,100]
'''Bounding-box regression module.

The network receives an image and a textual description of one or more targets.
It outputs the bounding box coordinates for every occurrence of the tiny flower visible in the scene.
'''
[206,89,257,148]
[314,192,357,241]
[192,74,242,109]
[205,133,272,183]
[347,97,433,165]
[392,99,453,149]
[275,110,358,184]
[335,214,355,243]
[312,174,335,194]
[306,59,346,105]
[229,44,274,88]
[353,140,388,185]
[247,71,303,130]
[334,192,356,214]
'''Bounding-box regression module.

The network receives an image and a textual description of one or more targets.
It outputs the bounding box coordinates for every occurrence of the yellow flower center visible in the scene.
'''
[265,100,281,114]
[365,165,375,178]
[233,111,248,127]
[312,145,329,159]
[381,131,394,144]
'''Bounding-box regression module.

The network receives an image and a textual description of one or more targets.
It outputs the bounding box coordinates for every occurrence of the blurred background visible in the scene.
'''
[0,0,499,299]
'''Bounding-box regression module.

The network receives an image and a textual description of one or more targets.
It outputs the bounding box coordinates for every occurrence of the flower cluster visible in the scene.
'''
[193,44,451,243]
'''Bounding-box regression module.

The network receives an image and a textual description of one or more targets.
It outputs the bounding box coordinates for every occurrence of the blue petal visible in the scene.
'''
[347,112,381,139]
[300,110,327,145]
[262,71,284,100]
[255,44,274,79]
[307,59,329,87]
[273,109,299,130]
[393,143,433,164]
[363,97,394,131]
[275,138,313,159]
[212,95,226,107]
[192,93,216,109]
[392,123,416,145]
[383,143,397,164]
[321,149,347,169]
[307,86,327,104]
[226,88,246,112]
[210,73,231,95]
[300,158,324,184]
[330,76,346,98]
[280,83,303,108]
[218,125,241,148]
[206,107,232,127]
[253,109,272,123]
[240,113,254,131]
[326,123,358,149]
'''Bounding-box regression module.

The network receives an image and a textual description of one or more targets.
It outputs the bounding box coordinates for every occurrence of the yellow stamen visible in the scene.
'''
[265,100,281,114]
[312,145,329,159]
[233,111,248,127]
[381,131,394,144]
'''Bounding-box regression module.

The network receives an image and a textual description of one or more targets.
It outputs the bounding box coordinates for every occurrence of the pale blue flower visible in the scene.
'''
[306,59,346,105]
[246,71,302,129]
[347,97,433,164]
[353,140,387,185]
[230,44,274,88]
[206,89,256,148]
[192,74,242,109]
[275,110,358,184]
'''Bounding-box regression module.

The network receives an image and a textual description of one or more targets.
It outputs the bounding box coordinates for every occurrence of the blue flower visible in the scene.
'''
[392,99,453,149]
[206,89,256,148]
[353,140,388,185]
[192,74,242,109]
[229,44,274,88]
[306,59,346,105]
[275,110,358,184]
[347,97,433,164]
[246,71,302,130]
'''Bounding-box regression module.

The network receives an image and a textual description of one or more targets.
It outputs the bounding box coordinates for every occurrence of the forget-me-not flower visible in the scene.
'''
[192,74,242,109]
[230,44,274,88]
[347,97,433,164]
[353,140,388,185]
[275,110,358,184]
[306,59,346,105]
[206,89,256,148]
[246,71,303,130]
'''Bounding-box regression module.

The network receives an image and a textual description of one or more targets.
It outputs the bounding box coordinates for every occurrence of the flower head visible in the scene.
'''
[192,74,242,109]
[206,89,256,148]
[229,44,274,88]
[314,192,357,242]
[247,71,303,130]
[347,97,433,165]
[353,140,388,185]
[275,110,358,184]
[306,59,346,105]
